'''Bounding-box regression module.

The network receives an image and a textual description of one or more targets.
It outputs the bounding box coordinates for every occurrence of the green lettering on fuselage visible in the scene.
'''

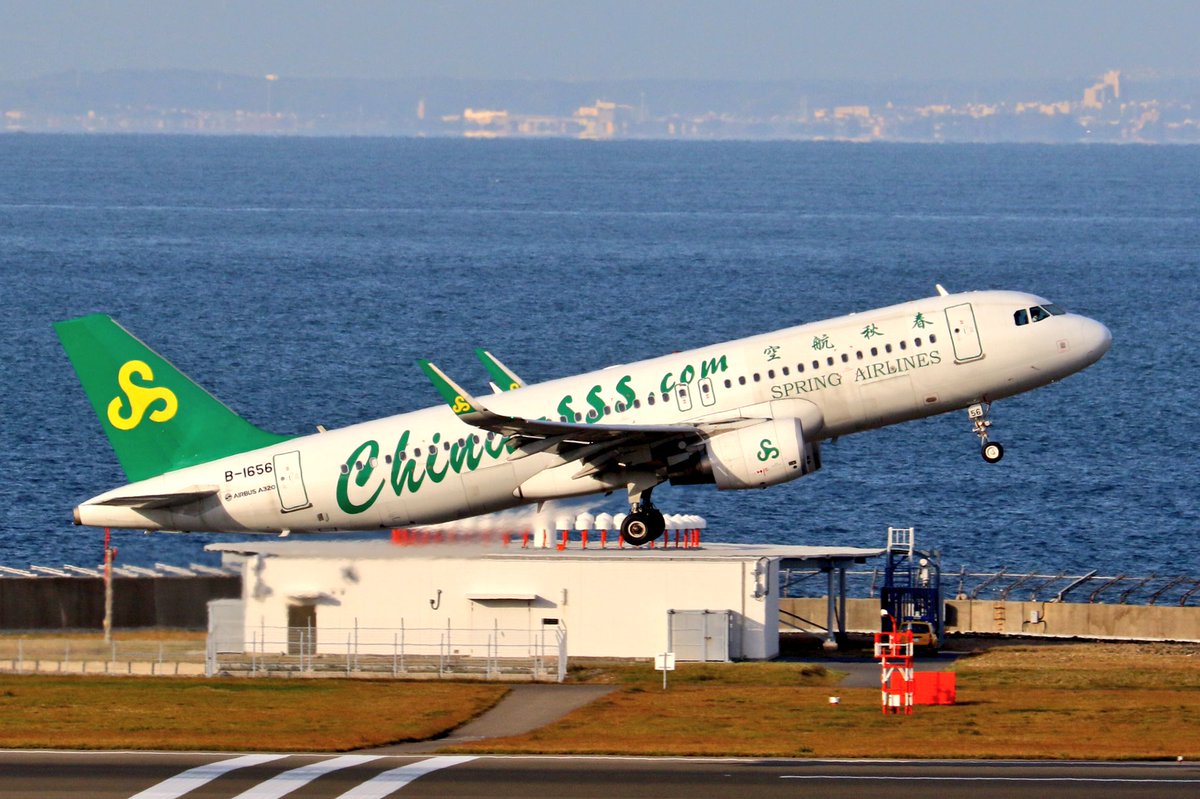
[338,427,513,515]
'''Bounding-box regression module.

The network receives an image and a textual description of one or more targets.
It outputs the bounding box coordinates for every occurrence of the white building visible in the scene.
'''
[208,541,882,662]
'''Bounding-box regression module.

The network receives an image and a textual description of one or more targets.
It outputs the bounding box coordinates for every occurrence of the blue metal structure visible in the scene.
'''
[880,527,943,641]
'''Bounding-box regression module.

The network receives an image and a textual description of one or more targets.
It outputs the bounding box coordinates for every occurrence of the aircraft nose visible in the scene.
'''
[1076,316,1112,365]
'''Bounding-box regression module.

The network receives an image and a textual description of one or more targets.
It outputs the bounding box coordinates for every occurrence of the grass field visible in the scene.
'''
[0,676,507,751]
[1,641,1197,758]
[451,643,1200,760]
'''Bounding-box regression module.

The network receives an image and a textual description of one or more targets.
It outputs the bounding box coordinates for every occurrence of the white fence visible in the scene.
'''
[206,620,568,682]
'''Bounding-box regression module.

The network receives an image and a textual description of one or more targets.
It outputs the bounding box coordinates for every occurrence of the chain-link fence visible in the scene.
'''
[206,621,568,682]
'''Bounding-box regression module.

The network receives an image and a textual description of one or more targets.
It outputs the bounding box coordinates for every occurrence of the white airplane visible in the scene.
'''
[57,286,1110,546]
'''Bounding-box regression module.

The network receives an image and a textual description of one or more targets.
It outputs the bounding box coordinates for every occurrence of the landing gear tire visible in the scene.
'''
[981,441,1004,464]
[620,508,666,547]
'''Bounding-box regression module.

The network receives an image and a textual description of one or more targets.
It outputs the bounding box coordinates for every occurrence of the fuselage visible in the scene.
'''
[75,290,1111,534]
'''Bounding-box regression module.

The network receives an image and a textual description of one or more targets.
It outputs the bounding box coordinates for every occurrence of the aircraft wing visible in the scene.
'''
[418,360,741,471]
[89,486,221,510]
[474,349,525,392]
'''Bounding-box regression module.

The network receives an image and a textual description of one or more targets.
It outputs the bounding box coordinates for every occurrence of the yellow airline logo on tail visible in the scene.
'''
[106,360,178,430]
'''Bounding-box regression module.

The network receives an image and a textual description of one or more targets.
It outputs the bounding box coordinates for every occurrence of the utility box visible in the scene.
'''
[207,598,245,654]
[669,609,736,662]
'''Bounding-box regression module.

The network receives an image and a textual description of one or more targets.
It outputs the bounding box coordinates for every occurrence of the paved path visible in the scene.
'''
[366,684,615,753]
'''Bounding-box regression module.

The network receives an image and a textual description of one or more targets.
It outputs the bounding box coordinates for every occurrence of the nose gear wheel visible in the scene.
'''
[968,402,1004,463]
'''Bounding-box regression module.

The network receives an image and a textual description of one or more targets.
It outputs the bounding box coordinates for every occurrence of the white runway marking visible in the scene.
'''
[780,775,1200,783]
[333,756,478,798]
[127,754,288,799]
[229,754,382,799]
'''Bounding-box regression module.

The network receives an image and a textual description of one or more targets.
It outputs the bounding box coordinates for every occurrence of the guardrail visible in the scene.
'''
[781,597,1200,643]
[781,568,1200,606]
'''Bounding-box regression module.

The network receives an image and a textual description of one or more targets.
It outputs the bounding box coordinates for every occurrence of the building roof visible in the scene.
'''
[205,540,885,567]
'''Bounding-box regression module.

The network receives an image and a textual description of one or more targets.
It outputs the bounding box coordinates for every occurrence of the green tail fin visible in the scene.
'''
[55,314,291,481]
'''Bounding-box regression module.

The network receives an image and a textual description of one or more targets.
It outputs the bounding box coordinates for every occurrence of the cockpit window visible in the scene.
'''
[1016,304,1067,326]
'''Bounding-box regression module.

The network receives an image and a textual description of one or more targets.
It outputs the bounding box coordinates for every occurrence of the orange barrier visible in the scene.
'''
[913,672,956,705]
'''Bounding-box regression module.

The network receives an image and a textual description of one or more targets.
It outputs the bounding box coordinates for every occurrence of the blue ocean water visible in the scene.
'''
[0,136,1197,577]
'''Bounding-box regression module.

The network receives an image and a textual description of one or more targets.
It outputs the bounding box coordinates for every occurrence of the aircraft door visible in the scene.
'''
[944,303,984,363]
[273,450,312,512]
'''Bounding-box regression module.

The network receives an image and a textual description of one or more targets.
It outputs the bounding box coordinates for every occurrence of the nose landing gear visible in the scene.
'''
[968,402,1004,463]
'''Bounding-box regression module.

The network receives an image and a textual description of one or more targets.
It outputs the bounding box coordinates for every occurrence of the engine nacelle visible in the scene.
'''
[701,417,821,490]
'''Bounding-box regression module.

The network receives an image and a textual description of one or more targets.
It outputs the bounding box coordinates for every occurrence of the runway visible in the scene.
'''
[2,751,1198,799]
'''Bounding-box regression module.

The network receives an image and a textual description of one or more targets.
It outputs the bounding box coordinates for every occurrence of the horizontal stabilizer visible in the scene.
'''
[91,486,220,510]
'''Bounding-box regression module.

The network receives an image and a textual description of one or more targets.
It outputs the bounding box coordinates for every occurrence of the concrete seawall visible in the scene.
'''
[782,597,1200,642]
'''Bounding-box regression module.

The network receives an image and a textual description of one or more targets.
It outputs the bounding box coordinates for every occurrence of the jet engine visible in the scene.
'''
[671,417,821,490]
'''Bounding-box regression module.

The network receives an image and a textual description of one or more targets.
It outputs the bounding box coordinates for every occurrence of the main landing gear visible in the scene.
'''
[620,506,666,547]
[968,402,1004,464]
[620,478,667,546]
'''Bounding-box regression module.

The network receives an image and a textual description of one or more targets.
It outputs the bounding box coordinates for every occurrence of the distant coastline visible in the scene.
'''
[3,68,1199,143]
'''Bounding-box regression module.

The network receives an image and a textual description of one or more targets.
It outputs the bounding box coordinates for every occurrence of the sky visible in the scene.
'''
[2,1,1197,85]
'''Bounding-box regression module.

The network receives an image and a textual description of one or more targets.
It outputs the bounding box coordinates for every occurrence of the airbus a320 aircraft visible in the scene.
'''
[57,286,1110,546]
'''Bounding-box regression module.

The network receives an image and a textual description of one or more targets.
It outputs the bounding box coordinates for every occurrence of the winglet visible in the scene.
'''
[474,348,524,391]
[418,360,486,419]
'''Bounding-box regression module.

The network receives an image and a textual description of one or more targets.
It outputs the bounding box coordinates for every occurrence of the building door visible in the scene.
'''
[944,303,984,362]
[287,604,316,656]
[669,609,731,662]
[274,450,312,512]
